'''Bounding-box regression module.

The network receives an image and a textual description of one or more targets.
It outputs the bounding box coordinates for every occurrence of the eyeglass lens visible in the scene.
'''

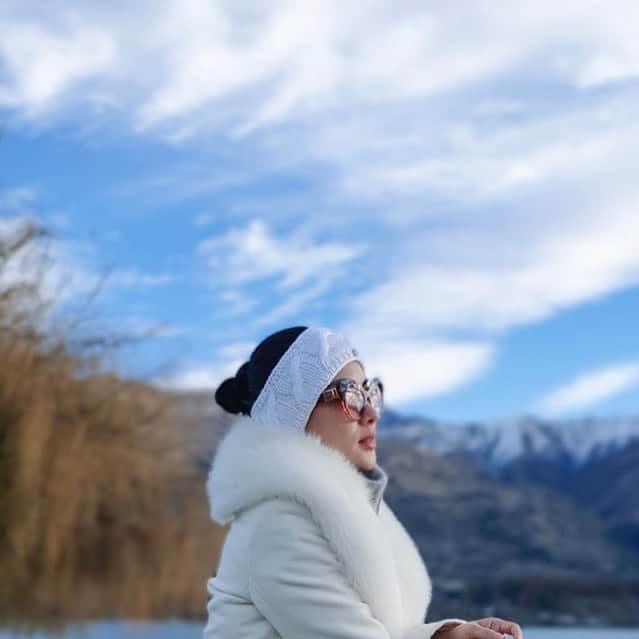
[343,379,383,417]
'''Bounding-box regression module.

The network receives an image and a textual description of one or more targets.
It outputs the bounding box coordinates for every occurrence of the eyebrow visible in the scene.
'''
[333,377,369,386]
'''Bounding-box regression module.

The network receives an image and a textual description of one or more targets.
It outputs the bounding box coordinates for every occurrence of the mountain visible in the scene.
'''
[563,437,639,551]
[377,437,638,579]
[376,437,639,625]
[378,410,639,557]
[379,410,639,470]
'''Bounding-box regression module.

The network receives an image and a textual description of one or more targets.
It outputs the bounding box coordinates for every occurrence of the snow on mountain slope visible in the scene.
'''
[378,411,639,468]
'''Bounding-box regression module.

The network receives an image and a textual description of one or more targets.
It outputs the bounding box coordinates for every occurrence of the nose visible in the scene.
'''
[359,402,379,425]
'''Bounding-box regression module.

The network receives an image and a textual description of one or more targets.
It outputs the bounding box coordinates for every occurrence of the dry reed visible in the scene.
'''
[0,222,227,624]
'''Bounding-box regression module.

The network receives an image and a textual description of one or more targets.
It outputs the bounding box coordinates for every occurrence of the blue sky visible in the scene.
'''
[1,1,638,422]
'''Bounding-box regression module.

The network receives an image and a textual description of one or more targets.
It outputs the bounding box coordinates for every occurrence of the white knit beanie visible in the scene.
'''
[250,326,361,432]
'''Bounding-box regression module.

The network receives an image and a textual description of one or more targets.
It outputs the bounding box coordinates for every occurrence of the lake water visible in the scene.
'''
[2,621,639,639]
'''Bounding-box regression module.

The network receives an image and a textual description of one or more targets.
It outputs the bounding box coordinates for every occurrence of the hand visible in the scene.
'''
[433,616,523,639]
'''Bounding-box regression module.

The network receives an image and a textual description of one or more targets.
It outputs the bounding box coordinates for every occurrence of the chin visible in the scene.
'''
[355,453,376,471]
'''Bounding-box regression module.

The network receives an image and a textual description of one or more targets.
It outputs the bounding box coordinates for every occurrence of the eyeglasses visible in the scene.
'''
[319,377,384,421]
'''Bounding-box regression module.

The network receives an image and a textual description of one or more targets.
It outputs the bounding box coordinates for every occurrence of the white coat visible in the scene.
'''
[203,415,467,639]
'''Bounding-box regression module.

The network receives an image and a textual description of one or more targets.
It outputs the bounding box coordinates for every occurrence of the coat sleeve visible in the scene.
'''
[248,499,466,639]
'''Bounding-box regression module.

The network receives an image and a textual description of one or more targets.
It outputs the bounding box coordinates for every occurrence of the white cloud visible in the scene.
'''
[215,340,255,364]
[337,100,634,202]
[202,219,367,328]
[345,194,639,336]
[333,187,639,401]
[3,5,638,211]
[156,339,254,391]
[157,333,495,405]
[2,3,638,130]
[157,336,494,401]
[538,361,639,415]
[0,17,116,116]
[252,278,333,327]
[357,339,495,405]
[3,2,639,409]
[199,218,366,289]
[155,364,220,392]
[154,335,494,403]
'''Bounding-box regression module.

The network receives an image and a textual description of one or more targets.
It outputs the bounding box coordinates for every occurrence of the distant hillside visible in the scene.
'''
[572,437,639,550]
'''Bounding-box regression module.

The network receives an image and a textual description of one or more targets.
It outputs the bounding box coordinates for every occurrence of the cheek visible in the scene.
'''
[334,424,360,450]
[309,412,357,449]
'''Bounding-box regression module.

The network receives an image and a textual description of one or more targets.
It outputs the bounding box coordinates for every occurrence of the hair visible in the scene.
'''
[214,326,307,415]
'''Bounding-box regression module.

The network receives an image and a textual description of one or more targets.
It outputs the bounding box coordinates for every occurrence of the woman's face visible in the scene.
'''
[305,360,379,471]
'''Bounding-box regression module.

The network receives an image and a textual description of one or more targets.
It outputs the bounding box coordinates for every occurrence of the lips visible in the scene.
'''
[358,435,376,450]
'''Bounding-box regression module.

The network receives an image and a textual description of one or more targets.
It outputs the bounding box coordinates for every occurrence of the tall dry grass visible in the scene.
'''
[0,222,227,623]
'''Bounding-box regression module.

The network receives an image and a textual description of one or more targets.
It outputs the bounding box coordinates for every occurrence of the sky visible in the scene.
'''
[0,1,638,423]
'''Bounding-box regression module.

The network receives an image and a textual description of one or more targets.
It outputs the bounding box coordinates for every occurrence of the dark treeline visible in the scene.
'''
[0,223,227,624]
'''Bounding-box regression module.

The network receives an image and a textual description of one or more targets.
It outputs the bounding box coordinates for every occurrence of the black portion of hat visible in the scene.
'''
[214,362,251,415]
[214,326,308,415]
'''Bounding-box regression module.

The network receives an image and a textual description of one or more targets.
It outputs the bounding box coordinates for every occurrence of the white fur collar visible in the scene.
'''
[206,415,430,636]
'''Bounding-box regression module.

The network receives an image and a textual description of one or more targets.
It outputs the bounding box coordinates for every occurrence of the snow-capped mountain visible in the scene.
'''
[378,410,639,469]
[378,410,639,556]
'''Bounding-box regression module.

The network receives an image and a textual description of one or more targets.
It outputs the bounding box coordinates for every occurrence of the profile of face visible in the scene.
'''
[305,361,379,471]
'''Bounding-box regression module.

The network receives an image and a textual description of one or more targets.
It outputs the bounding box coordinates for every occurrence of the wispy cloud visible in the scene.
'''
[3,3,638,134]
[201,218,367,330]
[199,218,366,290]
[156,339,255,391]
[0,17,116,117]
[253,278,333,328]
[155,339,495,403]
[334,99,636,203]
[109,268,176,288]
[360,339,495,405]
[344,193,639,336]
[538,361,639,415]
[3,3,639,408]
[155,365,220,392]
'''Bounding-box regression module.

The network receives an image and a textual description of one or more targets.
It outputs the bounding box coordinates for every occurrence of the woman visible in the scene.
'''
[203,326,523,639]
